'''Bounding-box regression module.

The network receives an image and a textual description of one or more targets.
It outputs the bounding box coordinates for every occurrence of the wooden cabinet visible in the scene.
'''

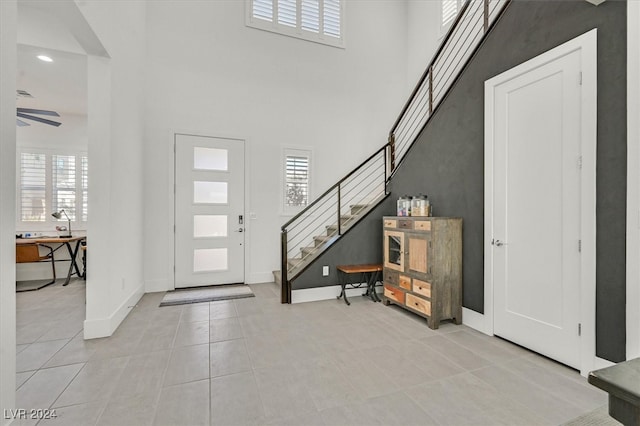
[382,216,462,329]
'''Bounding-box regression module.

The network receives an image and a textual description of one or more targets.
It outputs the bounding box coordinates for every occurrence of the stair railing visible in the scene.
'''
[281,143,392,303]
[281,0,511,303]
[389,0,510,169]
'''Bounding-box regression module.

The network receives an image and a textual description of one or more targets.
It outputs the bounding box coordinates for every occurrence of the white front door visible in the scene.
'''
[489,48,584,368]
[175,134,245,288]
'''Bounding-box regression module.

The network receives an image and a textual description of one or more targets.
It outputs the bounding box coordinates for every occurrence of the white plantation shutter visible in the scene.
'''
[253,0,273,21]
[52,154,76,220]
[20,153,46,221]
[441,0,462,34]
[323,0,340,38]
[82,156,89,222]
[283,148,311,211]
[301,0,320,33]
[17,150,88,228]
[278,0,297,27]
[248,0,343,47]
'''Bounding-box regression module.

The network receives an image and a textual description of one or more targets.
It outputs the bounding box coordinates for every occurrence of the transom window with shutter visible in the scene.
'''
[247,0,344,48]
[17,150,88,230]
[283,148,311,213]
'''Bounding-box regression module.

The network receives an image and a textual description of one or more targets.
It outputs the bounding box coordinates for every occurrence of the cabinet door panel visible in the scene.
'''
[408,236,428,274]
[384,230,404,271]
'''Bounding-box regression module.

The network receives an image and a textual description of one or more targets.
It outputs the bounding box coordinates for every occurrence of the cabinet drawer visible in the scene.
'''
[414,220,431,231]
[413,279,431,298]
[406,293,431,316]
[384,285,405,304]
[384,219,398,228]
[383,269,399,285]
[399,275,412,290]
[398,220,413,229]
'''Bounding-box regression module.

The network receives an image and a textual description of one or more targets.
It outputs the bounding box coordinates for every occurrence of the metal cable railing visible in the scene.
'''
[281,0,511,303]
[390,0,510,169]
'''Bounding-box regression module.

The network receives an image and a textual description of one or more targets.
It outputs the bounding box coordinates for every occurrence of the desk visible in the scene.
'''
[336,264,383,305]
[16,236,86,286]
[588,357,640,425]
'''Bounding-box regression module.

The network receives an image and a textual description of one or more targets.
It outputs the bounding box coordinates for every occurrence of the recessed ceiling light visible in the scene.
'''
[37,55,53,62]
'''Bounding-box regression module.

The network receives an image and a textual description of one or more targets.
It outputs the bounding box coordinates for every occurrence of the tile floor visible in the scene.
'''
[13,279,610,426]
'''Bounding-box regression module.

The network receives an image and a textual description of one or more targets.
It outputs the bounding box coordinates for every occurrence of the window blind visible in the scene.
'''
[442,0,459,27]
[82,156,88,222]
[285,154,309,207]
[18,151,87,226]
[249,0,342,46]
[20,153,46,222]
[52,154,76,221]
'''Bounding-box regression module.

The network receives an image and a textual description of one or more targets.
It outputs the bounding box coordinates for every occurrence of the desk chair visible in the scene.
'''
[16,243,56,289]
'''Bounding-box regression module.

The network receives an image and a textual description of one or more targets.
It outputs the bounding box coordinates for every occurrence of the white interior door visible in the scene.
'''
[175,134,245,288]
[490,49,583,368]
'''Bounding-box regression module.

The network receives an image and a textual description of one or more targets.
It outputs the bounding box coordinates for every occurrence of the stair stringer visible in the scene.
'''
[288,195,394,292]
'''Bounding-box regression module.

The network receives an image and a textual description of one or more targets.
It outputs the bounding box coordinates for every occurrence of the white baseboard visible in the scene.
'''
[462,307,493,335]
[84,284,144,339]
[145,278,173,293]
[592,356,616,370]
[291,284,381,304]
[246,271,275,284]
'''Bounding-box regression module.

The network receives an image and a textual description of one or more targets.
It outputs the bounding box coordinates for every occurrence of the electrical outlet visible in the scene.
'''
[322,266,329,277]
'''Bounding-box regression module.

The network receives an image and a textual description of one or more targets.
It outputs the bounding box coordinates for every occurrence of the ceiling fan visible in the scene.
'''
[16,107,61,127]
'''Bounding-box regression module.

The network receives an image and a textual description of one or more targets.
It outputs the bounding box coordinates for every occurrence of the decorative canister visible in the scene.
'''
[396,196,411,216]
[411,194,428,216]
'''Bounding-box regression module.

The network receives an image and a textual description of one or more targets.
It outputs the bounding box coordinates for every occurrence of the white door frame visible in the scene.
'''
[484,29,597,376]
[172,131,250,289]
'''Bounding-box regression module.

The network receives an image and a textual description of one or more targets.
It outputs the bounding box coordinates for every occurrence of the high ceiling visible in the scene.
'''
[17,44,87,116]
[17,1,88,118]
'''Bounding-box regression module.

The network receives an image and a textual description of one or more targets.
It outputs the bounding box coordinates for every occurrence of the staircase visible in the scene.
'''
[280,0,512,303]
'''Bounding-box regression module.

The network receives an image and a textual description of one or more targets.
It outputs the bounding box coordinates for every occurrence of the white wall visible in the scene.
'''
[75,0,147,338]
[406,0,441,90]
[627,0,640,360]
[17,113,87,151]
[0,0,17,422]
[143,0,411,289]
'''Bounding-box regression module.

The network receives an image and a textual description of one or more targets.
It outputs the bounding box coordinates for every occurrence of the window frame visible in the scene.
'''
[16,147,88,232]
[281,147,313,216]
[246,0,346,49]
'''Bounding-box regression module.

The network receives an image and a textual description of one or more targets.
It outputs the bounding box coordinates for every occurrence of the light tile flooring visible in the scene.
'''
[13,280,609,426]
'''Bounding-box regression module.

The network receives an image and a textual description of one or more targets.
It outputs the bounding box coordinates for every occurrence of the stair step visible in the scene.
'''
[272,270,281,285]
[301,246,317,257]
[314,235,334,247]
[349,204,370,215]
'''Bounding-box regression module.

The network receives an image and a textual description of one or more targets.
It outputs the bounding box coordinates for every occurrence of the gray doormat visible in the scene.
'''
[159,284,254,306]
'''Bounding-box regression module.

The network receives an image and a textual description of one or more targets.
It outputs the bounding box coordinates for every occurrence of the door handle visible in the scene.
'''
[234,228,244,233]
[492,239,506,246]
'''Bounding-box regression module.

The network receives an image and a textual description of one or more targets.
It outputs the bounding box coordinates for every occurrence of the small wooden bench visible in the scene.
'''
[336,264,383,306]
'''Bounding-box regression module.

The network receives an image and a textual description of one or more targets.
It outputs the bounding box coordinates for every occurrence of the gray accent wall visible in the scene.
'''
[293,0,627,362]
[389,0,627,362]
[292,196,394,290]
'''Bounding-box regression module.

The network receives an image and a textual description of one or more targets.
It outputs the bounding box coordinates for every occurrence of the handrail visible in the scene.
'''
[281,142,390,231]
[280,0,512,303]
[389,0,473,135]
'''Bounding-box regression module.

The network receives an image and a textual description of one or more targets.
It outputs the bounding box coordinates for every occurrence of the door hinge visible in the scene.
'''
[579,72,582,86]
[578,239,582,253]
[577,156,582,170]
[578,323,582,336]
